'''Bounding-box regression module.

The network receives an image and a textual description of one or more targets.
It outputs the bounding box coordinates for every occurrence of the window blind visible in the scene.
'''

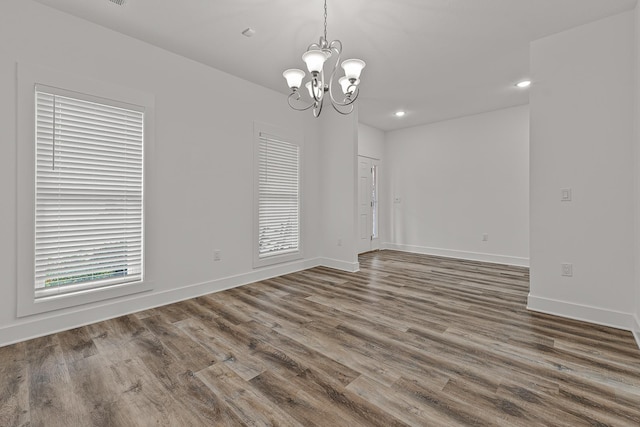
[258,132,300,258]
[35,86,144,298]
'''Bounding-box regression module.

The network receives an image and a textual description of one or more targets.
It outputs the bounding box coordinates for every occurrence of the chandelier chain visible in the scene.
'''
[323,0,328,41]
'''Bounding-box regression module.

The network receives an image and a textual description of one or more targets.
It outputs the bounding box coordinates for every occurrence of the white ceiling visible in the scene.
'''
[34,0,637,131]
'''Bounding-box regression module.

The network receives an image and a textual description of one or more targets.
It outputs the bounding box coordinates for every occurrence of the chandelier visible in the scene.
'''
[282,0,365,117]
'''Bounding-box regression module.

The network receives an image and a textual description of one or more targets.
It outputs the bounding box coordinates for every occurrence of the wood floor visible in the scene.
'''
[2,251,640,426]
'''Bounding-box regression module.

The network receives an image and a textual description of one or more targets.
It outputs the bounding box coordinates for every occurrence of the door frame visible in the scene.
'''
[357,155,380,254]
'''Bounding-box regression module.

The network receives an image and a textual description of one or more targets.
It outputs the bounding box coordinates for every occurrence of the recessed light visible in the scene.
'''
[516,80,531,88]
[395,111,406,117]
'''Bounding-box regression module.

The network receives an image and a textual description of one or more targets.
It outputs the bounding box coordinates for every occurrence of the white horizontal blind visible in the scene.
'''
[258,132,300,258]
[35,86,144,298]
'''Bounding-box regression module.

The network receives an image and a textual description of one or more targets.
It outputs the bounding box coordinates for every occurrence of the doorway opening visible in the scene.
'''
[358,156,380,254]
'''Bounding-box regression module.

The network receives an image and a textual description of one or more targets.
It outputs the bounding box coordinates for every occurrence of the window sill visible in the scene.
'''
[17,279,153,318]
[253,251,303,269]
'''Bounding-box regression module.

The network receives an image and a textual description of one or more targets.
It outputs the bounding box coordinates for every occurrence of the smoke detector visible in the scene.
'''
[242,28,256,38]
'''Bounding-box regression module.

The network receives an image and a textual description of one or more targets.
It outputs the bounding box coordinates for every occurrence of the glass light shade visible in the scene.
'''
[339,76,359,94]
[341,59,366,80]
[302,50,329,74]
[305,81,323,100]
[283,69,305,89]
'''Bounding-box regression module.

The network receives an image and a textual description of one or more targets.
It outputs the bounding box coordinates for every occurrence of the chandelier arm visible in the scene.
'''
[331,102,354,115]
[328,90,359,108]
[327,41,344,107]
[313,99,323,117]
[287,92,315,111]
[343,86,361,106]
[310,72,324,104]
[332,82,360,107]
[349,87,360,104]
[326,40,362,108]
[329,39,342,53]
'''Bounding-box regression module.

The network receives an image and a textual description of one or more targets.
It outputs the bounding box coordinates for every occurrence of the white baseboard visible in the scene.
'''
[382,243,529,267]
[318,257,360,273]
[527,294,636,332]
[633,315,640,350]
[0,257,325,348]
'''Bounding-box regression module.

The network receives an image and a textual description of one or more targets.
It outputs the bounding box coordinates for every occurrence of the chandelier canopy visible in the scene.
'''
[283,0,365,117]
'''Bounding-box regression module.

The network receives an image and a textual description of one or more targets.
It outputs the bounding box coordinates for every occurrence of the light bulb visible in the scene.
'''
[283,69,305,90]
[339,76,359,95]
[302,50,329,74]
[305,81,323,100]
[341,59,366,81]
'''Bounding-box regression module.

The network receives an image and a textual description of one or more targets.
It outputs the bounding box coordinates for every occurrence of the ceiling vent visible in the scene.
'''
[107,0,126,5]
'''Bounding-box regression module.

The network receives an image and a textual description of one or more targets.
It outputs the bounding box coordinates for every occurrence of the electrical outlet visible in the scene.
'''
[214,250,221,261]
[482,233,489,242]
[561,263,572,277]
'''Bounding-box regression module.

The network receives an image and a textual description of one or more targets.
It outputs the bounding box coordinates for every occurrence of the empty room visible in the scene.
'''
[1,0,640,426]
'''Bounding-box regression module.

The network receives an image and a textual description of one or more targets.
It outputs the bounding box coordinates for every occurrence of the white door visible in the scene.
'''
[358,156,380,254]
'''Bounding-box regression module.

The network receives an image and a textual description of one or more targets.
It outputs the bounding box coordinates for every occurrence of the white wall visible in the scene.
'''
[358,123,385,243]
[0,0,326,346]
[383,105,530,266]
[358,123,385,160]
[320,109,360,271]
[529,11,637,330]
[635,4,640,341]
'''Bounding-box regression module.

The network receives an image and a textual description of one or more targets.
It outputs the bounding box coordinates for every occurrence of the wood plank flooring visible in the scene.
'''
[2,250,640,426]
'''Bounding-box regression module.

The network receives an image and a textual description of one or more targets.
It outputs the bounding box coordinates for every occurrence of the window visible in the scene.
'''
[16,63,154,317]
[34,86,144,299]
[254,124,302,267]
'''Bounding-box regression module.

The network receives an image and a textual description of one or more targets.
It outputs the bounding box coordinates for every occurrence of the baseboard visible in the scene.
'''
[382,243,529,267]
[318,257,360,273]
[633,315,640,350]
[527,294,636,332]
[0,257,324,348]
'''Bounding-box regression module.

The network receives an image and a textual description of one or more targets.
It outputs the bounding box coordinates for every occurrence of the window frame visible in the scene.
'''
[17,63,155,317]
[252,122,304,268]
